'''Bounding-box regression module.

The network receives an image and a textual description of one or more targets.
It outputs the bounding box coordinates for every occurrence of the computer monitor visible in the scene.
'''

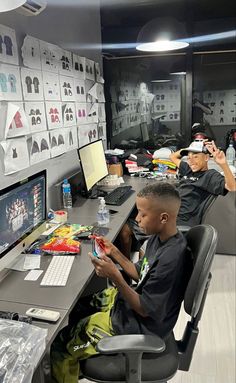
[78,139,108,198]
[0,170,47,273]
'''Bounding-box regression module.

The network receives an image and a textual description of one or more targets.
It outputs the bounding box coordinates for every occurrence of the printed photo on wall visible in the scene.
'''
[74,78,86,102]
[40,40,60,73]
[73,54,85,79]
[24,101,47,133]
[21,35,41,70]
[43,71,61,101]
[0,64,22,101]
[58,49,73,76]
[50,128,66,157]
[30,131,50,165]
[59,75,75,102]
[1,136,30,175]
[98,122,106,140]
[0,24,19,66]
[45,101,63,130]
[85,58,95,81]
[62,102,76,127]
[21,67,44,101]
[0,101,30,139]
[78,123,97,147]
[65,126,78,151]
[75,102,87,125]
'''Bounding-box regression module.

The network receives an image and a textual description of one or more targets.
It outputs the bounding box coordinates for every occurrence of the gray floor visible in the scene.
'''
[82,253,236,383]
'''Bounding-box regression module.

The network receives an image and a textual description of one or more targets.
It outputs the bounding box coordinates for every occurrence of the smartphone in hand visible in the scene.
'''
[92,236,105,259]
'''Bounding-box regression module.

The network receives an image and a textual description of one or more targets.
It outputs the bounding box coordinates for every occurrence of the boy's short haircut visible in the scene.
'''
[137,182,180,203]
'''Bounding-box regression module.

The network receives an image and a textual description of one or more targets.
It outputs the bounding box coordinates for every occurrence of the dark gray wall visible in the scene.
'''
[0,1,102,209]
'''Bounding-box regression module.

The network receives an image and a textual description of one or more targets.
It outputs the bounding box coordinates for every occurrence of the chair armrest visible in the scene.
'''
[96,334,165,354]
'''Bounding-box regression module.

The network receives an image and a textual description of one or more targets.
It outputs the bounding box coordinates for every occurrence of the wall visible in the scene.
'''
[0,1,102,209]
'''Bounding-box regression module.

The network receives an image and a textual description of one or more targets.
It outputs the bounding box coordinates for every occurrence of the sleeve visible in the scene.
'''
[139,247,180,320]
[203,170,227,195]
[178,161,191,177]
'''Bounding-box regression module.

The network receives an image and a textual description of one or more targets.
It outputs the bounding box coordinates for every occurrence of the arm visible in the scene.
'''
[169,149,182,168]
[205,141,236,191]
[89,253,147,317]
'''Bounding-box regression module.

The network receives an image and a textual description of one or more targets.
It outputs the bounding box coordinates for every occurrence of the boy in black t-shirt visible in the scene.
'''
[119,140,236,258]
[50,183,189,383]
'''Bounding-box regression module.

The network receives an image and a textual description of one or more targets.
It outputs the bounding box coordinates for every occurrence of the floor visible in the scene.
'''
[82,253,236,383]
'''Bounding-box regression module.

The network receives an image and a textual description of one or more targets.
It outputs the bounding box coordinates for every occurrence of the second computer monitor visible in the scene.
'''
[78,140,108,197]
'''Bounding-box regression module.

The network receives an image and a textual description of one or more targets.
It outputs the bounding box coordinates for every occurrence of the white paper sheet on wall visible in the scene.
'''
[87,103,98,124]
[5,102,30,138]
[59,75,76,101]
[65,126,78,151]
[74,78,86,102]
[58,49,73,76]
[98,103,106,122]
[24,101,47,133]
[30,131,50,165]
[21,67,44,101]
[98,122,106,140]
[85,58,95,81]
[75,102,87,125]
[39,40,60,73]
[62,102,76,127]
[21,35,41,70]
[50,128,66,157]
[78,123,97,147]
[45,101,63,130]
[43,71,61,101]
[0,64,22,101]
[0,24,19,66]
[73,54,85,79]
[1,136,30,174]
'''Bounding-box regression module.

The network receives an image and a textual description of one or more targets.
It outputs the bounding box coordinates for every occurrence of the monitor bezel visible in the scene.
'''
[0,170,47,264]
[77,139,108,195]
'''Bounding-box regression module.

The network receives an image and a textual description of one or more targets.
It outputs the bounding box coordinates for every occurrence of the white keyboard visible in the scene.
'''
[40,256,75,286]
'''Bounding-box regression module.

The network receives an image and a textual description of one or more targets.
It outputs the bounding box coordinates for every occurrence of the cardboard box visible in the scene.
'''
[108,163,123,177]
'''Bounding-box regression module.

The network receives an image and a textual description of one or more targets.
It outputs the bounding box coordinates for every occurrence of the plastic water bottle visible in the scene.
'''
[96,197,110,225]
[62,179,72,208]
[226,142,236,166]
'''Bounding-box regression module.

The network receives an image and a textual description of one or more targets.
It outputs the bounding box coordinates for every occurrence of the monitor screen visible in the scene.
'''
[78,140,108,195]
[0,170,47,272]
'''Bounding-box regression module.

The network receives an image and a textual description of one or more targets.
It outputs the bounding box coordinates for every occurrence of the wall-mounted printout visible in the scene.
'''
[73,54,85,79]
[65,126,78,151]
[45,101,63,130]
[50,128,66,157]
[1,136,29,175]
[0,24,19,65]
[60,75,75,101]
[78,123,97,147]
[40,40,60,73]
[21,35,41,70]
[24,101,47,133]
[43,71,61,101]
[21,67,44,101]
[62,102,76,127]
[0,64,22,101]
[74,79,86,102]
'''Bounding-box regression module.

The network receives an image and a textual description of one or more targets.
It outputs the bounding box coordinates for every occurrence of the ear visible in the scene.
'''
[160,212,169,223]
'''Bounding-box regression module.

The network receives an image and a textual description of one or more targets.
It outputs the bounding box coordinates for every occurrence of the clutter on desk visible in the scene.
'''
[0,319,47,383]
[97,174,124,189]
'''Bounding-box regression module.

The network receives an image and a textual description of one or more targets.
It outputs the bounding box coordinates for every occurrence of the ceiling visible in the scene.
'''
[100,0,236,57]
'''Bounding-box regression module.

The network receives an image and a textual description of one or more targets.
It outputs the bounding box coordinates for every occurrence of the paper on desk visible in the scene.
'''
[23,254,41,270]
[24,269,44,281]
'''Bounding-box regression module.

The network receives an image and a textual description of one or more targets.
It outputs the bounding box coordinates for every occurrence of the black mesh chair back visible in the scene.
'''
[81,224,218,383]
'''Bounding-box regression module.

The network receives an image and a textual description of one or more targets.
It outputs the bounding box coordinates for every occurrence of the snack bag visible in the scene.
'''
[41,237,81,254]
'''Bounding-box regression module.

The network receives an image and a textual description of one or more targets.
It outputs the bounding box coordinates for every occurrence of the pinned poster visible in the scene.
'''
[85,58,95,81]
[40,40,60,73]
[78,123,97,147]
[30,131,50,165]
[43,71,61,101]
[87,103,98,124]
[98,103,106,122]
[58,49,73,76]
[24,101,47,133]
[0,101,30,139]
[59,75,75,101]
[98,122,106,140]
[0,64,22,101]
[21,35,41,70]
[75,102,87,125]
[45,101,63,130]
[73,54,85,79]
[1,137,30,175]
[62,102,76,127]
[94,62,104,84]
[74,79,86,102]
[50,128,66,157]
[0,24,19,65]
[21,67,44,101]
[85,79,96,103]
[65,126,78,151]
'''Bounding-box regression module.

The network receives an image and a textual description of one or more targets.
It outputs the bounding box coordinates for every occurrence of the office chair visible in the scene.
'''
[80,224,218,383]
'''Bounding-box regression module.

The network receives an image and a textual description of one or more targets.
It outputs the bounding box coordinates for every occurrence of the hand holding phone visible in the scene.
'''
[92,236,106,259]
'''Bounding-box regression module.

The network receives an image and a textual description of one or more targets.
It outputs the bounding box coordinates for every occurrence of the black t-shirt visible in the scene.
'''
[177,161,227,226]
[111,232,190,338]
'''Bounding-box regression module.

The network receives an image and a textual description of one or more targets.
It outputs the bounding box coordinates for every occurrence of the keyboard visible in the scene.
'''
[104,185,135,206]
[40,255,75,286]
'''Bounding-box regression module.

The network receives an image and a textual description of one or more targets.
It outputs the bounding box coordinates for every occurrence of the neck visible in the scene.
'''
[159,226,178,242]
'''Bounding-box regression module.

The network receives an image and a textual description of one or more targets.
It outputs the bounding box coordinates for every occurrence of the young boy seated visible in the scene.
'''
[50,183,191,383]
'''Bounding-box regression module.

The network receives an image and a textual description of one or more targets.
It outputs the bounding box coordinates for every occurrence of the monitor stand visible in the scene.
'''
[89,186,107,199]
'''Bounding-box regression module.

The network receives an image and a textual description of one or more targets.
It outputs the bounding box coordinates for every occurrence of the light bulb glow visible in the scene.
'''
[136,40,189,52]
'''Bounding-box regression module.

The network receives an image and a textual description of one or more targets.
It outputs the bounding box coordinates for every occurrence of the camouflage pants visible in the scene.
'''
[50,287,117,383]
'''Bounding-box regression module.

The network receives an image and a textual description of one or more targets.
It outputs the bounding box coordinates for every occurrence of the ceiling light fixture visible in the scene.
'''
[136,17,189,52]
[0,0,25,12]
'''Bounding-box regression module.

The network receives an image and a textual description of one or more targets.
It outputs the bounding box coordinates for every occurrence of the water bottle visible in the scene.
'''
[96,197,110,225]
[226,142,236,166]
[62,179,72,208]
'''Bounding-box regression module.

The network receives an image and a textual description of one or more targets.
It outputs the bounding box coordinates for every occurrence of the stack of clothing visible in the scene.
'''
[152,148,177,174]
